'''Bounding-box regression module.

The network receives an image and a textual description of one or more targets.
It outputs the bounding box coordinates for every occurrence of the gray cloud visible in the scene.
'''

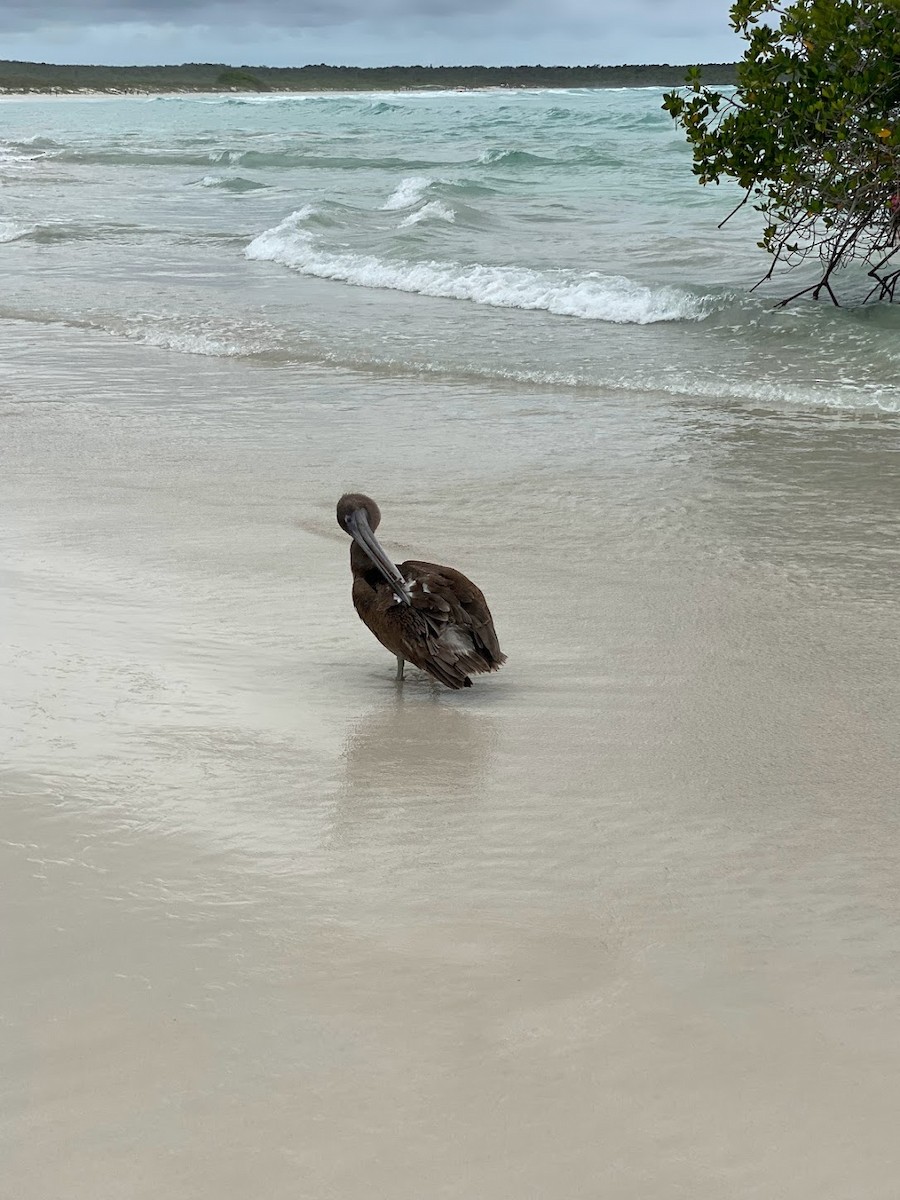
[0,0,738,66]
[1,0,517,30]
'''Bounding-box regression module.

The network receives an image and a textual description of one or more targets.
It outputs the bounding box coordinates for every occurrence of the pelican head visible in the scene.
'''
[337,492,381,533]
[337,493,410,602]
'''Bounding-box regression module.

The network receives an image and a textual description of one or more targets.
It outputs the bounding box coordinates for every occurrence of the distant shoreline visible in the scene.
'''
[0,60,738,96]
[0,85,728,99]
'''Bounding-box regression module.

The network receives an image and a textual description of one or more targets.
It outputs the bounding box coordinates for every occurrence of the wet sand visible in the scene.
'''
[2,325,899,1198]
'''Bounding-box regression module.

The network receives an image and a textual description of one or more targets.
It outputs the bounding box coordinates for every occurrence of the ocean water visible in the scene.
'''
[2,91,900,1199]
[1,87,899,410]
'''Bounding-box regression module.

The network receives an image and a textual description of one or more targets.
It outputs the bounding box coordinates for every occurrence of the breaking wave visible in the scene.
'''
[477,148,552,166]
[245,209,711,324]
[195,174,270,191]
[381,176,433,210]
[47,146,444,171]
[0,220,34,243]
[476,144,617,168]
[398,201,456,227]
[0,220,154,244]
[380,176,493,226]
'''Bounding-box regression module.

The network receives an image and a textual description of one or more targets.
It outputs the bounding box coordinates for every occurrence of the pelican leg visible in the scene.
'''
[395,656,406,682]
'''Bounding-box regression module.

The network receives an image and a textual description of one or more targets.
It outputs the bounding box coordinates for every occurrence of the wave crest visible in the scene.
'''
[245,211,710,324]
[0,220,33,243]
[196,174,270,191]
[398,201,456,227]
[477,148,551,166]
[381,176,433,210]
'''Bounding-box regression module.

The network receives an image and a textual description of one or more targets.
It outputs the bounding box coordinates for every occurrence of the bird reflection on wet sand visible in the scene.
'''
[336,692,497,829]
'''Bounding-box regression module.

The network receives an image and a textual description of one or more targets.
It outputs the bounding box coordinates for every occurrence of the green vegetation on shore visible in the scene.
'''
[664,0,900,305]
[0,59,738,94]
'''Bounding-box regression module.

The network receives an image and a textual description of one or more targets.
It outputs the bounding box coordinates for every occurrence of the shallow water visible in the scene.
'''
[2,88,899,409]
[1,92,900,1198]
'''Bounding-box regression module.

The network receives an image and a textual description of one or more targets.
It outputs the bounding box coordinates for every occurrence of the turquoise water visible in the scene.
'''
[1,88,899,411]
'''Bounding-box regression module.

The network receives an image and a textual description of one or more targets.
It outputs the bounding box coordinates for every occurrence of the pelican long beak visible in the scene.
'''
[346,509,411,604]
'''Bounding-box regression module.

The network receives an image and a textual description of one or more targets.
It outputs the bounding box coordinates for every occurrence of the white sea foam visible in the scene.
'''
[131,329,247,357]
[254,205,320,230]
[246,212,709,324]
[208,149,244,166]
[119,318,274,358]
[0,146,42,169]
[381,176,433,210]
[0,220,33,243]
[196,173,269,192]
[398,201,456,227]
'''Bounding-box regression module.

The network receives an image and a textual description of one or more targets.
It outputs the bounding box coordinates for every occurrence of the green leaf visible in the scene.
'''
[661,0,900,305]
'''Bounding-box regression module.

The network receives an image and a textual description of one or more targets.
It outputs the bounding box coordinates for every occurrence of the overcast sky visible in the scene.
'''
[1,0,740,68]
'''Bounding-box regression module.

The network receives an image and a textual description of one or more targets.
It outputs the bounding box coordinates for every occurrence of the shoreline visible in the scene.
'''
[2,83,700,98]
[0,60,738,97]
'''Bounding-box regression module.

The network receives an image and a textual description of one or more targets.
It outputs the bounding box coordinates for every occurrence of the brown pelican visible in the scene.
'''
[337,493,506,690]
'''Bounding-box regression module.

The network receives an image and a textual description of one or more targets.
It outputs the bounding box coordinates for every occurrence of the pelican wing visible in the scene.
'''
[395,560,506,688]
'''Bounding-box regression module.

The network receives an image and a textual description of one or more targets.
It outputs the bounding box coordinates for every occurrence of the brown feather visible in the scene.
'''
[338,496,505,690]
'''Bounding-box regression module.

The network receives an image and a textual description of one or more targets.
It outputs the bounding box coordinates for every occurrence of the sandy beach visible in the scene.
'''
[2,311,899,1197]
